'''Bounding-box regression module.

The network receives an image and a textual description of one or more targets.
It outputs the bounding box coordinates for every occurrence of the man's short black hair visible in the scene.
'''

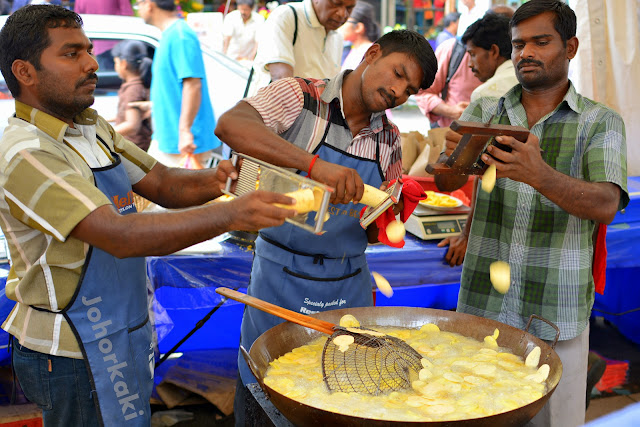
[374,30,437,90]
[236,0,255,7]
[511,0,576,45]
[151,0,177,12]
[0,5,82,98]
[461,14,511,60]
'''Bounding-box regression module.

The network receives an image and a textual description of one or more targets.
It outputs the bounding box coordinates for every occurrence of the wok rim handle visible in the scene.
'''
[524,314,560,348]
[240,345,270,398]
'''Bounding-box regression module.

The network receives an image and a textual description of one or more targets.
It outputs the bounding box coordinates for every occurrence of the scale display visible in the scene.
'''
[405,213,468,240]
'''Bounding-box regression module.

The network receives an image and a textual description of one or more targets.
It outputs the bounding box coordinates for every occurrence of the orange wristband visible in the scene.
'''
[307,154,320,178]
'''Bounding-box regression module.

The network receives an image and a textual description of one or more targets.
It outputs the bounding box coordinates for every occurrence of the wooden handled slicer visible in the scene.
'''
[224,152,404,232]
[426,120,530,176]
[224,152,334,235]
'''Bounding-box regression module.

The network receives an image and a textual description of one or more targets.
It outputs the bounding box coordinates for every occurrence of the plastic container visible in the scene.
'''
[374,282,460,311]
[593,266,640,345]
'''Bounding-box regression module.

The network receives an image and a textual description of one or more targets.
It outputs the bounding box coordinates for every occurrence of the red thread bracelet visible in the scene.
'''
[307,154,320,178]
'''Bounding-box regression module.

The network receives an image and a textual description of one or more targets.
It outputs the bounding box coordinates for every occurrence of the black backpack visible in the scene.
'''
[441,39,466,102]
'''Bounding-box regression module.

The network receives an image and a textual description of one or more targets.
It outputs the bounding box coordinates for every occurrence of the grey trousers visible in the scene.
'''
[527,324,589,427]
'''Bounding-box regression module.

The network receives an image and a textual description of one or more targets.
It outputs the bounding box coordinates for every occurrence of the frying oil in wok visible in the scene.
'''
[264,323,547,422]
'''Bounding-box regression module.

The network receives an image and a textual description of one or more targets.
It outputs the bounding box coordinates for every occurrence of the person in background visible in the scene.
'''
[137,0,220,168]
[434,11,459,50]
[456,0,486,38]
[414,36,480,129]
[339,1,379,71]
[439,2,627,426]
[248,0,356,95]
[222,0,264,62]
[11,0,60,12]
[74,0,133,15]
[463,13,517,103]
[0,5,296,426]
[216,30,437,425]
[111,40,153,151]
[74,0,134,71]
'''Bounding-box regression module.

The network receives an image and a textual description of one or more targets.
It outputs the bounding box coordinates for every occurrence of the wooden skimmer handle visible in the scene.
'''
[216,287,336,335]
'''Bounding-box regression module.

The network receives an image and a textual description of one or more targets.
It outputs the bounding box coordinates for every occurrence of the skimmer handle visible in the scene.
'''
[216,287,336,335]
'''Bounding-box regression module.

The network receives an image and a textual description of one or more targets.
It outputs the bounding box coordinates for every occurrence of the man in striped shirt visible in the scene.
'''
[439,2,627,426]
[215,29,438,423]
[0,5,296,426]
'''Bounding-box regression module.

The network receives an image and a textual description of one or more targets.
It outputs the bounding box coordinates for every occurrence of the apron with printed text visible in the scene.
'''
[61,139,152,425]
[238,121,385,384]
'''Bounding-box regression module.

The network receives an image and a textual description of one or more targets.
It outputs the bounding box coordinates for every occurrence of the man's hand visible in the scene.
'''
[482,133,546,187]
[178,129,196,155]
[310,158,364,205]
[443,129,463,156]
[213,160,239,193]
[433,101,470,121]
[437,233,468,267]
[227,191,297,231]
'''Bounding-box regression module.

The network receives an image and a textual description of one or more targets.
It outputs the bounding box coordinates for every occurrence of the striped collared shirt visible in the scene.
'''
[458,83,628,341]
[0,101,156,357]
[246,71,403,181]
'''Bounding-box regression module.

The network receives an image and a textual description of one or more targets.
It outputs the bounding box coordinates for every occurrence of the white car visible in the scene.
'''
[0,14,249,134]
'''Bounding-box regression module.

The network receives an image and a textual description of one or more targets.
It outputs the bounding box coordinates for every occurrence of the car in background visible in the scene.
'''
[0,14,249,135]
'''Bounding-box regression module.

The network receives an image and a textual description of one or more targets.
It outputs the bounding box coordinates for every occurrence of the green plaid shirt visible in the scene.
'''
[458,82,629,341]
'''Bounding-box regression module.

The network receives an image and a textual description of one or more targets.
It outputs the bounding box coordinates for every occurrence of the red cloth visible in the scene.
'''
[361,179,427,248]
[593,223,607,295]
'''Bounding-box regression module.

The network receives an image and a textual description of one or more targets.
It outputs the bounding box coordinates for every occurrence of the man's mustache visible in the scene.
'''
[517,59,543,69]
[76,73,99,88]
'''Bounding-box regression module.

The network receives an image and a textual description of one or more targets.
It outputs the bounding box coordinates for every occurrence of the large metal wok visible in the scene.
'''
[244,306,563,427]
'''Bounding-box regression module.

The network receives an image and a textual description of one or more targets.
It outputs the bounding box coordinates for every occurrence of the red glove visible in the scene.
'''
[361,179,427,248]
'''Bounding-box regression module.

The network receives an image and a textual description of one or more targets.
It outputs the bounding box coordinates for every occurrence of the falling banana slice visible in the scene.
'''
[482,164,497,193]
[372,271,393,298]
[386,220,406,243]
[490,261,511,294]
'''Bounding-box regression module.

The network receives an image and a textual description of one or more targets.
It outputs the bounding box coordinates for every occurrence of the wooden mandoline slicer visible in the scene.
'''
[223,152,334,235]
[426,121,530,176]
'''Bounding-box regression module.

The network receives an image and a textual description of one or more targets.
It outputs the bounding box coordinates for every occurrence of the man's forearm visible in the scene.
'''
[179,78,202,132]
[215,101,314,172]
[533,165,620,224]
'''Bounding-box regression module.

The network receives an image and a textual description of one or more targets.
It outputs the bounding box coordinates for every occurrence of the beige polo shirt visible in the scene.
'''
[249,0,343,95]
[0,101,157,358]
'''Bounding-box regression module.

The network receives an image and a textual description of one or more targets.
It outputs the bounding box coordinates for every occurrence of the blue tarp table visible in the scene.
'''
[147,233,463,354]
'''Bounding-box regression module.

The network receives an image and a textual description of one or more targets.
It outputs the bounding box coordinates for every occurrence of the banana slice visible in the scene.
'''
[386,220,406,243]
[482,164,497,193]
[525,346,541,368]
[372,271,393,298]
[332,335,355,353]
[339,314,360,328]
[419,368,433,381]
[490,261,511,294]
[537,364,550,381]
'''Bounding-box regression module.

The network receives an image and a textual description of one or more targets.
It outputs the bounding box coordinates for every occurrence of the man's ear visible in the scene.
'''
[364,43,382,65]
[566,36,579,60]
[489,44,501,60]
[11,60,37,88]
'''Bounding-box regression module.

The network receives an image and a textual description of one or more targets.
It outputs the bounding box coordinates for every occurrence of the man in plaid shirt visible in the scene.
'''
[439,1,628,426]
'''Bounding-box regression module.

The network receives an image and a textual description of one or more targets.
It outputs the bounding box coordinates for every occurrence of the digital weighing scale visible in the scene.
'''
[405,203,470,240]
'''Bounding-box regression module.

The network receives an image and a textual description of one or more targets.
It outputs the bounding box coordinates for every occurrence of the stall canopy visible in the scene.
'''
[570,0,640,175]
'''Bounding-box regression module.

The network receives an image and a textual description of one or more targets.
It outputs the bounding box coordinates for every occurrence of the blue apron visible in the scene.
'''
[61,138,152,425]
[238,122,385,385]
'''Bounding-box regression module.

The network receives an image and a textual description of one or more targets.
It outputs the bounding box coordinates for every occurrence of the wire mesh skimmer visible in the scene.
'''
[216,287,423,395]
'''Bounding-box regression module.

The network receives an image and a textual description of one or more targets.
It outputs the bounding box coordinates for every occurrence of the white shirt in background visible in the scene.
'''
[249,0,343,96]
[222,10,265,60]
[470,60,519,102]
